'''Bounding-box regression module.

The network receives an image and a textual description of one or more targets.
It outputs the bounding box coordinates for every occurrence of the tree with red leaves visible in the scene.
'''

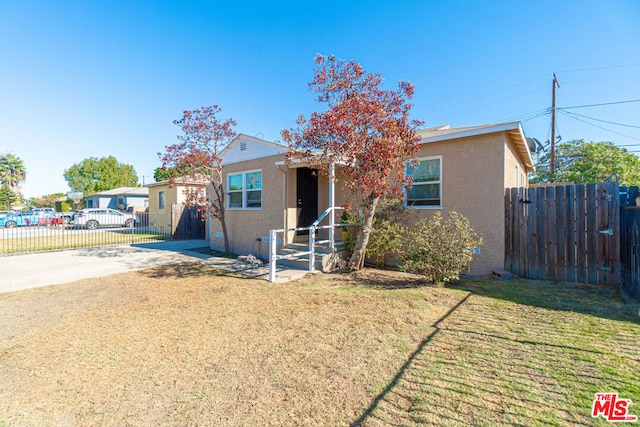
[159,105,237,255]
[282,54,423,270]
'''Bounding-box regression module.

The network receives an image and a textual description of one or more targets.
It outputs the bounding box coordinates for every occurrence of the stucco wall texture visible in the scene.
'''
[408,132,526,275]
[210,131,528,275]
[210,154,288,260]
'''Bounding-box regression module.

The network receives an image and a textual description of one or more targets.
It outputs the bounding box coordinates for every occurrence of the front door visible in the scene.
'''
[296,167,318,235]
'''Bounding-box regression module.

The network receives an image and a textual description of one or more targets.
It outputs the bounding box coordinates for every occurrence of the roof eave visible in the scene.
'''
[419,122,535,173]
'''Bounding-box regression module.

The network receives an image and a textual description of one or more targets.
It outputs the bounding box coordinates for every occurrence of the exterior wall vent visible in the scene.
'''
[240,141,247,151]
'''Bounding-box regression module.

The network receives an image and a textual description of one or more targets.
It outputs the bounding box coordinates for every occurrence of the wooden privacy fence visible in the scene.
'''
[172,204,206,240]
[620,186,640,302]
[505,182,620,285]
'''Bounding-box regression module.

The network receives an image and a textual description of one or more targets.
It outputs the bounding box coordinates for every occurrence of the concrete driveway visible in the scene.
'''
[0,240,309,294]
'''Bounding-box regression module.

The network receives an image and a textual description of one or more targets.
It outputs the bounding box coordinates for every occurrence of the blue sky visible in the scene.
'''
[1,0,639,198]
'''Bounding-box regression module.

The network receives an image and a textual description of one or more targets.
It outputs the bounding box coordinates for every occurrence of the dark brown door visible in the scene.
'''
[296,168,318,235]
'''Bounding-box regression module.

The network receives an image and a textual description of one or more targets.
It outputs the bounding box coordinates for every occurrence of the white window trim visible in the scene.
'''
[158,190,165,210]
[405,155,443,209]
[227,169,263,210]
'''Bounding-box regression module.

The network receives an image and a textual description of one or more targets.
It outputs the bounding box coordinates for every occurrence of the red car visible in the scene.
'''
[38,216,63,226]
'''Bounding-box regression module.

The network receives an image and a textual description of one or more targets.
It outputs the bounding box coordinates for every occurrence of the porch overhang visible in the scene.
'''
[274,158,351,169]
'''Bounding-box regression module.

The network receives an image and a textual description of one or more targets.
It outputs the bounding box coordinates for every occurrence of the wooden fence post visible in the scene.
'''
[504,189,513,271]
[565,185,576,282]
[544,186,556,280]
[586,184,598,284]
[526,187,537,279]
[607,181,620,284]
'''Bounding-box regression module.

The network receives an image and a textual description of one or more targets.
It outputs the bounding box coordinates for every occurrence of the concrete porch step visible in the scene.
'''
[285,242,347,254]
[277,244,348,272]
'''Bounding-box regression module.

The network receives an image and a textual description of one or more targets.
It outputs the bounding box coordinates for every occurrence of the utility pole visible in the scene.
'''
[550,73,560,182]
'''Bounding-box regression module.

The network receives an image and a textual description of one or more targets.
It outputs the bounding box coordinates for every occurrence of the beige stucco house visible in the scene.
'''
[146,178,208,213]
[145,177,208,236]
[211,124,534,275]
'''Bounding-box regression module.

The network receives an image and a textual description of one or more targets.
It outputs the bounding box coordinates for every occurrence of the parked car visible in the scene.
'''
[0,211,40,228]
[31,207,74,225]
[38,216,63,226]
[31,207,56,216]
[73,208,138,230]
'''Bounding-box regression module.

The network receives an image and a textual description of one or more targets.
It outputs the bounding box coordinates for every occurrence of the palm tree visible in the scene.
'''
[0,153,27,192]
[0,182,18,210]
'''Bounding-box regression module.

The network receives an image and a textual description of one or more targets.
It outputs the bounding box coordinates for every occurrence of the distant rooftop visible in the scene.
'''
[86,187,149,197]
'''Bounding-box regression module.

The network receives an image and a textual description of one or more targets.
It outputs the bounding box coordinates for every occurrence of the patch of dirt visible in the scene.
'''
[0,264,457,425]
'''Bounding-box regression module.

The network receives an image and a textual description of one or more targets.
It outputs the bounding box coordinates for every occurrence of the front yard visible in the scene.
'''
[0,265,638,425]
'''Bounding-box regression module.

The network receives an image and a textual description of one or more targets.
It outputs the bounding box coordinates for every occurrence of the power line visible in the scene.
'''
[556,62,640,73]
[561,110,640,129]
[423,74,549,115]
[561,71,640,86]
[521,112,549,124]
[559,111,640,142]
[497,107,550,123]
[558,99,640,110]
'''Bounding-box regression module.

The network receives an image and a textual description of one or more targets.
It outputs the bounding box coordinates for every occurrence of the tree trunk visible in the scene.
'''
[220,213,230,256]
[211,168,231,255]
[348,195,380,270]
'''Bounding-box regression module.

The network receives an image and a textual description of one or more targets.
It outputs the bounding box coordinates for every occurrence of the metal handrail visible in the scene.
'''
[311,207,334,227]
[268,206,347,282]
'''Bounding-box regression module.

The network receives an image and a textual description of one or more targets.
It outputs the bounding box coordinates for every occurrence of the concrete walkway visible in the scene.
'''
[0,240,311,294]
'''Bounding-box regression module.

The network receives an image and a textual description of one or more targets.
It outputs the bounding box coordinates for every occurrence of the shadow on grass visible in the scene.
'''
[352,277,640,426]
[449,278,639,323]
[351,293,471,426]
[330,269,429,290]
[139,262,249,280]
[320,268,637,322]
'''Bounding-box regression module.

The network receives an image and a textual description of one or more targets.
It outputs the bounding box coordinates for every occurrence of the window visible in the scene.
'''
[158,191,165,210]
[227,170,262,209]
[406,156,442,208]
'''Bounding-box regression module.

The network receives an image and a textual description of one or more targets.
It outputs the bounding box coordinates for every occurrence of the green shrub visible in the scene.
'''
[55,200,73,212]
[401,211,482,286]
[340,209,361,256]
[365,199,408,268]
[366,217,405,268]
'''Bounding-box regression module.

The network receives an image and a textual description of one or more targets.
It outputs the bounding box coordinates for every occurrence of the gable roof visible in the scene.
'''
[417,122,534,172]
[86,187,149,197]
[220,133,287,164]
